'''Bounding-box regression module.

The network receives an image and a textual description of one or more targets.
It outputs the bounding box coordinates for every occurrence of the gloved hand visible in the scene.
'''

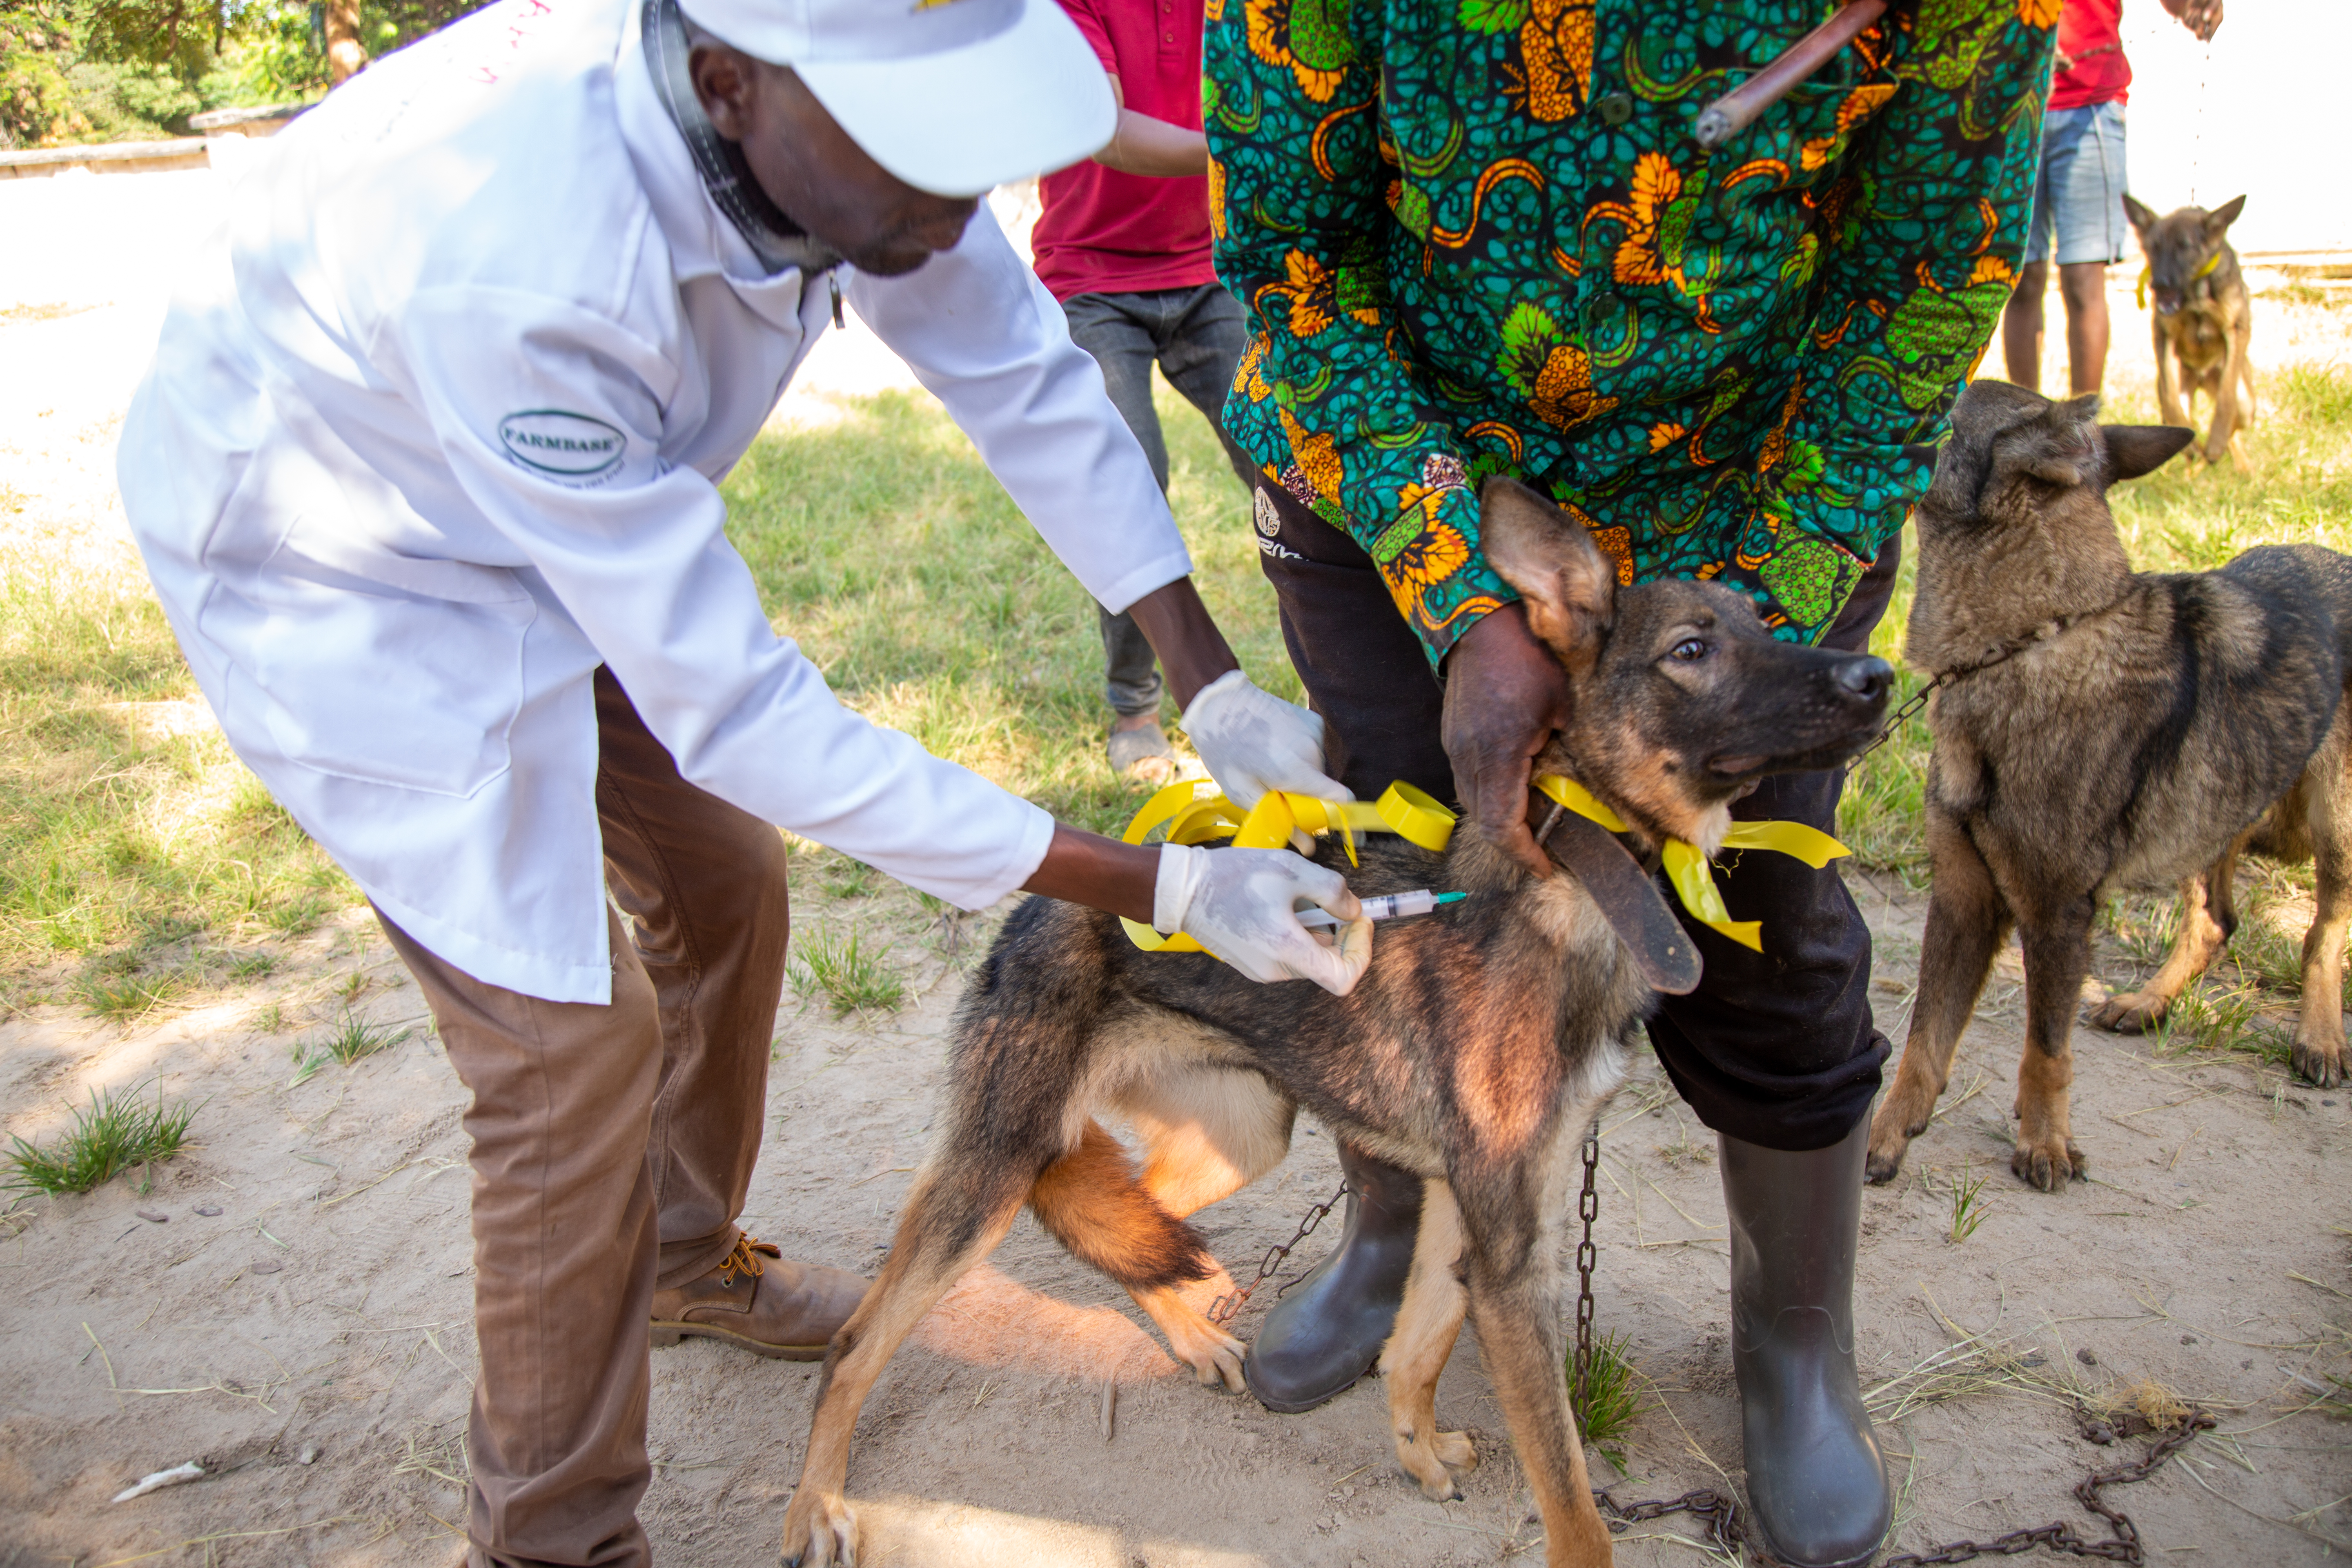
[1180,669,1350,810]
[1155,843,1371,995]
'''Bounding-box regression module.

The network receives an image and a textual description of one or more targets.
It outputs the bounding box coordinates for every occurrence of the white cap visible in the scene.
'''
[676,0,1115,198]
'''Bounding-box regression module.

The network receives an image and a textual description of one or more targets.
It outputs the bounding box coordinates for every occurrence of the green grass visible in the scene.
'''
[4,1083,197,1195]
[788,925,907,1017]
[1568,1327,1646,1473]
[287,1011,414,1087]
[1946,1158,1990,1244]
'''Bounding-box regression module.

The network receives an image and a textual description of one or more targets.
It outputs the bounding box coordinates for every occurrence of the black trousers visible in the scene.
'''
[1251,479,1895,1151]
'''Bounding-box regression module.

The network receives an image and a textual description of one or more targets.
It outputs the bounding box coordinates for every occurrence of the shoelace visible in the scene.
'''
[715,1234,782,1289]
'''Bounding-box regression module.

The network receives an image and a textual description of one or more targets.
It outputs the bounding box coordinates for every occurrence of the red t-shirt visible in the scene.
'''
[1030,0,1217,302]
[2049,0,2130,111]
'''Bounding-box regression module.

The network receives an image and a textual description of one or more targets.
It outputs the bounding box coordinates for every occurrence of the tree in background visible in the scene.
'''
[0,0,490,147]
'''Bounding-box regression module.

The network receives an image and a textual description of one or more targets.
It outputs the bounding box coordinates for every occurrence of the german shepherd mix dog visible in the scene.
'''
[778,480,1892,1568]
[1866,382,2352,1197]
[2125,194,2255,466]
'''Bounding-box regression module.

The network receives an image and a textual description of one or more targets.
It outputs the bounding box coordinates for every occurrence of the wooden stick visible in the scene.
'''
[1694,0,1887,150]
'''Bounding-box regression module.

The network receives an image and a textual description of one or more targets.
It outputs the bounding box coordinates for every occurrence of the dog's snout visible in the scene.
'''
[1833,655,1893,703]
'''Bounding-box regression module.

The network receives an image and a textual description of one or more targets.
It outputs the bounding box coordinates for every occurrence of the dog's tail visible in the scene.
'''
[1030,1120,1216,1291]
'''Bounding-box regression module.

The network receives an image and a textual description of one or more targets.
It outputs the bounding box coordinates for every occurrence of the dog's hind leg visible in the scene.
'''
[782,1160,1035,1568]
[2210,324,2249,463]
[2293,722,2351,1088]
[1117,1062,1294,1220]
[2012,895,2098,1192]
[1027,1118,1246,1390]
[2092,847,2241,1034]
[1459,1241,1615,1566]
[1380,1178,1478,1501]
[1868,809,2013,1183]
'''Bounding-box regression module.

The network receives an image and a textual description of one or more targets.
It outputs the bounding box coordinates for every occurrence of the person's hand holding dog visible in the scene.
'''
[1441,603,1572,882]
[1156,842,1370,993]
[1180,669,1350,809]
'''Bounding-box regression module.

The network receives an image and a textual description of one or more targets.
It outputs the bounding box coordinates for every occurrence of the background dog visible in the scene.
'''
[2125,193,2255,465]
[777,480,1892,1568]
[1866,382,2352,1197]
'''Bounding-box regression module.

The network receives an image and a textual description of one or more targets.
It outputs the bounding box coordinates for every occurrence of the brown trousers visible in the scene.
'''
[378,668,791,1567]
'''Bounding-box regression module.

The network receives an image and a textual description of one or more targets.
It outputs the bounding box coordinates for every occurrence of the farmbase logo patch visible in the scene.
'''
[499,410,626,478]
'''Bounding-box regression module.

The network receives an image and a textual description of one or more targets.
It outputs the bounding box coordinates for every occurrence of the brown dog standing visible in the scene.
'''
[2125,194,2255,465]
[777,481,1894,1568]
[1866,382,2352,1196]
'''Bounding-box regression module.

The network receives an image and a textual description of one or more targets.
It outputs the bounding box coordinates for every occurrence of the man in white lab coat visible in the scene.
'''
[117,0,1367,1559]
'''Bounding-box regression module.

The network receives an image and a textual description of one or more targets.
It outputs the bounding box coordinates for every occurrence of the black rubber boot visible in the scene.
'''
[1242,1139,1423,1413]
[1722,1118,1891,1568]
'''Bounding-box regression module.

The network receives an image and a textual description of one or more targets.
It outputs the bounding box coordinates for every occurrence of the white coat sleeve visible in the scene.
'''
[844,205,1193,617]
[387,285,1055,911]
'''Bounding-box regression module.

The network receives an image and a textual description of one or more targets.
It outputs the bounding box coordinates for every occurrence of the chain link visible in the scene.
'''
[1235,1137,2210,1566]
[1572,1122,1600,1418]
[1848,670,1950,765]
[1207,1182,1348,1326]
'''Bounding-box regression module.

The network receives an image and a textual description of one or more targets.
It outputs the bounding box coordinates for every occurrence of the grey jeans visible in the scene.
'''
[1062,283,1257,717]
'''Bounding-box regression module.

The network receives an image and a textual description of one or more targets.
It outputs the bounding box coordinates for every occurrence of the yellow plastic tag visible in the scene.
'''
[1118,780,1457,956]
[1532,773,1849,954]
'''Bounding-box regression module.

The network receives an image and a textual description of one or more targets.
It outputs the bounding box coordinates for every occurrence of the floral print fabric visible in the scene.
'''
[1205,0,2056,664]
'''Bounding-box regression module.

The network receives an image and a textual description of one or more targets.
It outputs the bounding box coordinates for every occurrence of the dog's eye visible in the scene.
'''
[1670,638,1708,662]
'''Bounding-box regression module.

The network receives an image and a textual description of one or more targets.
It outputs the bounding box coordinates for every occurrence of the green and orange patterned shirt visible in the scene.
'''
[1205,0,2056,664]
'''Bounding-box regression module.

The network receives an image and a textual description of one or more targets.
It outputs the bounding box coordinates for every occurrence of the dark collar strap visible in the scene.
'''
[1532,789,1703,996]
[641,0,842,277]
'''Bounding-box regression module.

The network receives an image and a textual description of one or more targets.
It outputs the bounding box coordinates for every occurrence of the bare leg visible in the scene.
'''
[2013,897,2097,1192]
[1380,1180,1477,1501]
[2002,259,2049,390]
[2058,261,2110,396]
[2092,848,2241,1033]
[1868,810,2014,1182]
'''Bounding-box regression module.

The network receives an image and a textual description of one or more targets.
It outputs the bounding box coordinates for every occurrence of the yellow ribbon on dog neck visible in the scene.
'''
[1118,779,1456,955]
[1530,774,1850,954]
[2137,249,2222,312]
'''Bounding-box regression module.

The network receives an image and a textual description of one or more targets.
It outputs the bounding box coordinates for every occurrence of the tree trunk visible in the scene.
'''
[325,0,365,84]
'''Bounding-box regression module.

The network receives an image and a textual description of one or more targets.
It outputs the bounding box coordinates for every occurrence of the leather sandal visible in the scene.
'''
[650,1234,866,1361]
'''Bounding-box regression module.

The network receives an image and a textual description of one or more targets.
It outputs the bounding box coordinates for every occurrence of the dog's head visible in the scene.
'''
[1920,381,2190,541]
[1478,478,1891,853]
[2124,193,2245,318]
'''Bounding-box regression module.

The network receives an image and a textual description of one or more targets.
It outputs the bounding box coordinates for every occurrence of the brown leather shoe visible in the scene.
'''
[650,1234,866,1360]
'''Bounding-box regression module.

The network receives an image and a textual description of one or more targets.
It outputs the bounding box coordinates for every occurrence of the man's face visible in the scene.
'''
[690,44,978,277]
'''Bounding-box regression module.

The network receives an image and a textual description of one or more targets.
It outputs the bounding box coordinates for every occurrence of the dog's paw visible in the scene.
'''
[1174,1323,1247,1393]
[2090,991,2168,1034]
[1864,1129,1909,1185]
[2011,1134,2085,1193]
[1394,1427,1473,1502]
[2291,1034,2346,1090]
[780,1489,858,1568]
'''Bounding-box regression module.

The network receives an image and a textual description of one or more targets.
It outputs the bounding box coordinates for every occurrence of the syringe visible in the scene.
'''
[1295,889,1466,930]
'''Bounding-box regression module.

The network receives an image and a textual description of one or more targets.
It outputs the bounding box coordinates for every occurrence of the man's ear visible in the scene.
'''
[2205,194,2247,234]
[2104,424,2196,480]
[689,41,756,140]
[1478,477,1614,675]
[2122,193,2159,235]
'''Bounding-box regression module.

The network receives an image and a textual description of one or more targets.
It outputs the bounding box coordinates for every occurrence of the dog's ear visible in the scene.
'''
[2122,193,2159,235]
[2204,194,2247,235]
[2104,424,2195,480]
[2008,394,2104,488]
[1479,477,1615,674]
[1923,379,2048,518]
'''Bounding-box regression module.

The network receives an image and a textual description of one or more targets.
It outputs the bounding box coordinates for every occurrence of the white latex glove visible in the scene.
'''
[1155,843,1372,996]
[1180,669,1350,809]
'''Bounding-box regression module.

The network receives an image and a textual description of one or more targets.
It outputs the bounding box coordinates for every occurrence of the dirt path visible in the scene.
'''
[3,168,2348,1566]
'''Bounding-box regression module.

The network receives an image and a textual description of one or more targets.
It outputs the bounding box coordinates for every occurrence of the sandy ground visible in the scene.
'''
[3,166,2349,1568]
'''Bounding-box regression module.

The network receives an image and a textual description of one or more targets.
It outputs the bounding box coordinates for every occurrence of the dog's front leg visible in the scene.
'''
[1380,1179,1477,1501]
[2293,750,2351,1088]
[2012,897,2097,1192]
[1461,1247,1614,1566]
[1867,809,2013,1183]
[2153,320,2188,429]
[2092,850,2239,1033]
[2209,321,2249,463]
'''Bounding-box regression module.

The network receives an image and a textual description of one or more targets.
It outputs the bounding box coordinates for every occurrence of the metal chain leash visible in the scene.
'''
[1847,669,1952,766]
[1207,1182,1348,1326]
[1564,1121,2210,1566]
